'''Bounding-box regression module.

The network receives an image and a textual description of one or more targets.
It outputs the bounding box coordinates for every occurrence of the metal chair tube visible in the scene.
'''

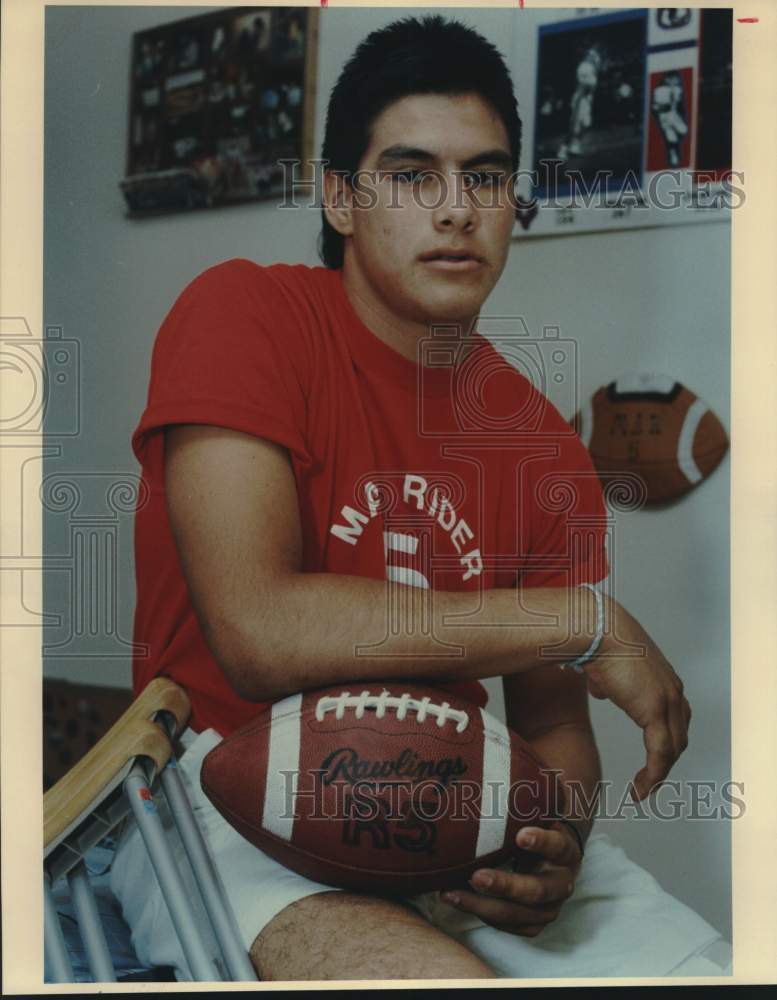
[160,759,257,981]
[67,860,117,983]
[44,878,75,984]
[124,764,221,982]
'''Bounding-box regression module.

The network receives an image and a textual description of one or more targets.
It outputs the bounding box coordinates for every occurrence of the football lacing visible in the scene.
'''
[314,689,469,733]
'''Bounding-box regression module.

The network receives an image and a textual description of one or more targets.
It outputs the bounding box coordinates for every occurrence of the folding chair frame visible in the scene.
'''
[43,678,256,983]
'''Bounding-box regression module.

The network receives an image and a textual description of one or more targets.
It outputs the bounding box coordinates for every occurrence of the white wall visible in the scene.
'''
[44,6,731,939]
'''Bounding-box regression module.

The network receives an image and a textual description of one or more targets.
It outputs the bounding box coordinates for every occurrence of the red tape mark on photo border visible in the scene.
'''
[737,17,759,22]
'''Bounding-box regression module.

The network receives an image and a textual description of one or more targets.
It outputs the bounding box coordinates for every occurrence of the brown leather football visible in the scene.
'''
[200,683,561,895]
[573,373,729,504]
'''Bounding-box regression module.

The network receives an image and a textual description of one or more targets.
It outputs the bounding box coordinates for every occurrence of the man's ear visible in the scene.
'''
[323,170,353,237]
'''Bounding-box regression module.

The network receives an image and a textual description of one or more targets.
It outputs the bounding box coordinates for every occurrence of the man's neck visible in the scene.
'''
[341,267,477,366]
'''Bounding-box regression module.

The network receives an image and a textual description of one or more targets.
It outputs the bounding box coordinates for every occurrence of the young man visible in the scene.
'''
[111,17,730,981]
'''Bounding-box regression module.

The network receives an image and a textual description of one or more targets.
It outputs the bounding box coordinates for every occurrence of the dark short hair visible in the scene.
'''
[319,15,523,269]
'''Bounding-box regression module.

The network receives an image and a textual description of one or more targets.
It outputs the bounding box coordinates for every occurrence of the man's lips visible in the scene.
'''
[419,249,484,272]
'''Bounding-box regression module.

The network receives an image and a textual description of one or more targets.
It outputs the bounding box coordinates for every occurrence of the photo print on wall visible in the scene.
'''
[120,6,318,216]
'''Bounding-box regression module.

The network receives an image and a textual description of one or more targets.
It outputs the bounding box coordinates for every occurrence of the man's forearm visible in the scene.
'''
[208,573,599,701]
[518,722,602,845]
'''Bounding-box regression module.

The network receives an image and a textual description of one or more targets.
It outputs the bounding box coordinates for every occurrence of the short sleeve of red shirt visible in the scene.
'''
[519,427,609,589]
[488,370,609,591]
[131,259,321,735]
[133,258,313,468]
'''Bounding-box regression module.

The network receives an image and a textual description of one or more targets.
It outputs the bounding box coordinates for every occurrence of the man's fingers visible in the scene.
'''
[586,675,608,700]
[467,866,574,906]
[440,888,563,928]
[517,826,581,866]
[668,691,689,758]
[590,631,692,800]
[637,687,690,798]
[634,718,676,799]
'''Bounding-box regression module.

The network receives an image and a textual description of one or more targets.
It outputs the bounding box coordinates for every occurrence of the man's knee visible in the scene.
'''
[250,891,495,981]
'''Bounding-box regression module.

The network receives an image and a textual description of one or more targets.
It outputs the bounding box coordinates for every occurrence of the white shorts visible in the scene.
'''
[110,729,732,981]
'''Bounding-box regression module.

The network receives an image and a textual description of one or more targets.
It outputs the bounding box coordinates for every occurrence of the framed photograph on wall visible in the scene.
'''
[120,6,319,216]
[512,7,735,238]
[533,9,647,199]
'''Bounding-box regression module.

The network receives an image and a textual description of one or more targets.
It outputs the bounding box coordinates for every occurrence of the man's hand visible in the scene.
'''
[440,823,582,938]
[585,598,691,801]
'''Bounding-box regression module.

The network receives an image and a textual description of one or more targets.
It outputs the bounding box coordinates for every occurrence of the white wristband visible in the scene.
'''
[561,583,604,673]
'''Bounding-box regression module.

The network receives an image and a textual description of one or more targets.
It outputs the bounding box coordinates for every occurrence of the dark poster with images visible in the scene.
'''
[696,8,733,179]
[533,11,647,198]
[121,6,317,215]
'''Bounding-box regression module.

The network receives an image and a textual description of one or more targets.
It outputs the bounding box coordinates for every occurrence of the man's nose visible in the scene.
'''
[430,171,477,231]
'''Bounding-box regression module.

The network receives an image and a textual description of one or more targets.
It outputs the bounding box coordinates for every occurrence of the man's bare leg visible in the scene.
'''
[250,892,495,981]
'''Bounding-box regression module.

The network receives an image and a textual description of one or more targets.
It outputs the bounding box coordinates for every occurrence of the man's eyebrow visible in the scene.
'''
[460,148,513,171]
[375,145,436,167]
[374,145,513,170]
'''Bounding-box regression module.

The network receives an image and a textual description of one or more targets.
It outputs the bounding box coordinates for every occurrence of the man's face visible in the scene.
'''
[336,93,516,332]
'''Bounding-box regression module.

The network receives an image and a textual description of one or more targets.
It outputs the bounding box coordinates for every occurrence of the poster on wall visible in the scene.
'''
[696,8,734,181]
[513,7,734,238]
[533,10,647,198]
[119,6,319,216]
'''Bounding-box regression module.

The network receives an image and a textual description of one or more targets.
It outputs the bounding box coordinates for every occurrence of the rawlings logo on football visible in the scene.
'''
[319,746,468,787]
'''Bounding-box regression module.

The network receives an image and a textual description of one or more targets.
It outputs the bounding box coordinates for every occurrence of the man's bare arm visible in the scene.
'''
[165,425,690,799]
[164,425,590,701]
[504,668,601,840]
[437,669,600,935]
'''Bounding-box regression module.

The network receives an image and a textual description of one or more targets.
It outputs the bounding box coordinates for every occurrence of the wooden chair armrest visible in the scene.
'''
[43,678,191,852]
[123,677,191,738]
[44,717,173,851]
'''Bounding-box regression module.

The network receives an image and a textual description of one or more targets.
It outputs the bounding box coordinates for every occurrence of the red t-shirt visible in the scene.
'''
[132,260,608,735]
